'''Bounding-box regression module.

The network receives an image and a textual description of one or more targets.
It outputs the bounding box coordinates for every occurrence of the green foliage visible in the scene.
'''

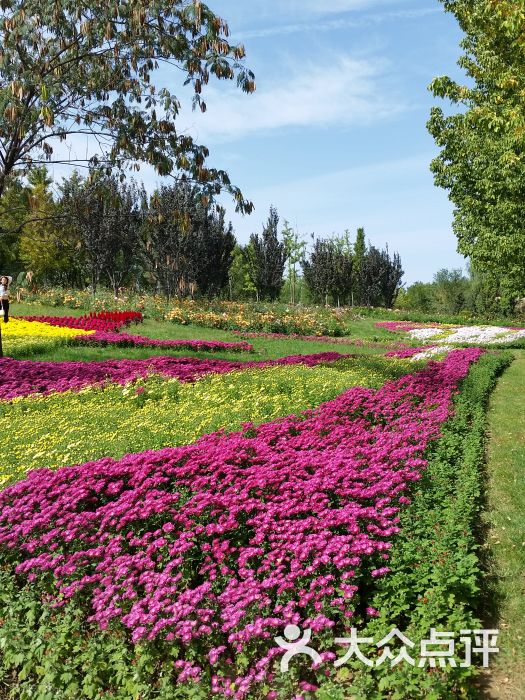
[0,174,26,271]
[145,181,235,300]
[245,206,287,301]
[18,168,74,283]
[0,0,255,211]
[398,267,521,318]
[352,227,366,303]
[302,236,353,306]
[59,170,145,294]
[281,221,306,304]
[429,0,525,300]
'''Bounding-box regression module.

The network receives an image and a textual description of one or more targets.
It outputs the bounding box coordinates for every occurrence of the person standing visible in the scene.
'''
[0,276,12,322]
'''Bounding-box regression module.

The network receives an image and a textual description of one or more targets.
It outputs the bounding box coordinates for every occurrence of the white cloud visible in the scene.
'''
[281,0,411,15]
[215,0,415,30]
[237,7,441,40]
[177,54,404,142]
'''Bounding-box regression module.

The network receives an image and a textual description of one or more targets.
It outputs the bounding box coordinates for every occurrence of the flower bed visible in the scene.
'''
[0,352,348,401]
[1,318,95,357]
[0,356,409,483]
[375,321,437,332]
[0,349,482,698]
[377,320,525,346]
[72,331,253,353]
[385,345,456,360]
[3,318,93,340]
[20,311,143,333]
[232,330,407,350]
[166,300,351,336]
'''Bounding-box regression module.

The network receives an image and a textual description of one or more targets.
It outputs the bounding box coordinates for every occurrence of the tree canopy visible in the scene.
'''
[428,0,525,300]
[0,0,255,211]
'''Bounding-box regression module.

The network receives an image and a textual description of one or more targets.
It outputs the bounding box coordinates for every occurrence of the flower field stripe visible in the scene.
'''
[0,359,404,481]
[72,331,254,352]
[2,318,94,339]
[0,348,482,697]
[1,318,95,358]
[232,329,408,350]
[19,311,143,332]
[0,352,347,400]
[377,319,525,345]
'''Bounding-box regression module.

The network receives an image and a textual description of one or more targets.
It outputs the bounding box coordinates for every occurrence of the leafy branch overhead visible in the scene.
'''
[0,0,255,211]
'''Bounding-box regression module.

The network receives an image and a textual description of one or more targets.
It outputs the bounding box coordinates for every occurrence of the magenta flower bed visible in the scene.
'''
[0,349,481,695]
[375,321,430,332]
[20,311,143,332]
[73,331,253,353]
[0,352,348,400]
[385,345,434,358]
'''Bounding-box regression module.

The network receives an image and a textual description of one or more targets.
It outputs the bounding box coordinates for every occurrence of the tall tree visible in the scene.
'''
[428,0,525,300]
[432,268,470,314]
[60,170,143,294]
[332,231,354,307]
[228,244,257,301]
[144,183,196,299]
[382,248,404,308]
[302,238,334,306]
[281,221,306,304]
[193,205,236,298]
[360,245,404,308]
[246,207,287,301]
[104,181,146,297]
[0,0,255,212]
[352,227,366,306]
[19,167,70,281]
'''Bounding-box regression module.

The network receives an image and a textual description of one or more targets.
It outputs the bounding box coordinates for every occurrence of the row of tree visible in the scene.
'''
[303,229,403,308]
[398,267,522,317]
[0,168,404,307]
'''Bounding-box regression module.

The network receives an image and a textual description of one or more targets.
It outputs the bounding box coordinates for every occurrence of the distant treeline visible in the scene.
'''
[398,268,525,317]
[0,168,405,307]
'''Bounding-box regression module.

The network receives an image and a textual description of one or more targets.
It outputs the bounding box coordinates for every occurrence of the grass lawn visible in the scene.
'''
[481,350,525,698]
[6,301,398,361]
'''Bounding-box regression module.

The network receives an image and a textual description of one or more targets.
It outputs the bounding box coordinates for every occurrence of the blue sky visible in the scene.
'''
[51,0,467,286]
[174,0,467,285]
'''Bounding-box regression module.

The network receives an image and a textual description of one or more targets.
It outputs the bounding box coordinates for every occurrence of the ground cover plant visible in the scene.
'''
[328,350,513,699]
[0,348,491,700]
